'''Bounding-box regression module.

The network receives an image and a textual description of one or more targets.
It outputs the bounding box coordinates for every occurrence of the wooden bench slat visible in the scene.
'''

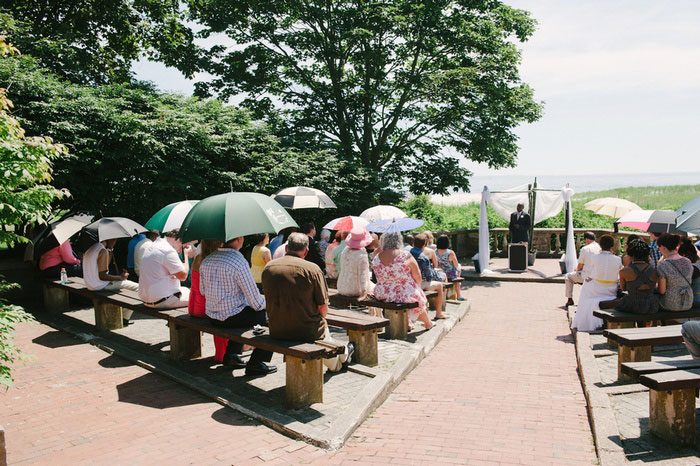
[622,359,700,378]
[326,309,388,330]
[594,308,700,323]
[640,368,700,391]
[604,325,683,346]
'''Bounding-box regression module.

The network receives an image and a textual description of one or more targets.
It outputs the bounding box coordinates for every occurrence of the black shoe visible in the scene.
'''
[344,342,355,368]
[565,298,575,308]
[245,362,277,376]
[122,318,131,327]
[222,353,247,369]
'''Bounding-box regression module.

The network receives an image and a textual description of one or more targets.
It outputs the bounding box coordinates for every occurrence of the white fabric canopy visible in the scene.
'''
[561,187,578,274]
[478,187,492,275]
[487,183,565,224]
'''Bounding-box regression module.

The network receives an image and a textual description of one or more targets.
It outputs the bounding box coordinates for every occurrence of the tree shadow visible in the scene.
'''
[31,330,84,348]
[116,373,210,409]
[98,354,135,368]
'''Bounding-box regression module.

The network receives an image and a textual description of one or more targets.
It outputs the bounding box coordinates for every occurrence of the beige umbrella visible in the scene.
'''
[584,197,641,219]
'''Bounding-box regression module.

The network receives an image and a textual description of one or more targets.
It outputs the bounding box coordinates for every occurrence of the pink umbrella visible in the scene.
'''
[322,215,369,231]
[616,209,678,232]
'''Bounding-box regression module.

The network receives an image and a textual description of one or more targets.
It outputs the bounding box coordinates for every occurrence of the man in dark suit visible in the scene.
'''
[301,222,326,272]
[509,203,531,244]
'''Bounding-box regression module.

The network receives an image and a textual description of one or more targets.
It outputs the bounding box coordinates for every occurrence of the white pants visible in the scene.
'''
[103,280,139,319]
[322,328,349,372]
[145,287,190,310]
[565,271,584,298]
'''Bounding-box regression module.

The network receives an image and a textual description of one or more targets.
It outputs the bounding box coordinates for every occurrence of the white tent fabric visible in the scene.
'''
[561,187,578,274]
[487,183,565,224]
[478,187,492,275]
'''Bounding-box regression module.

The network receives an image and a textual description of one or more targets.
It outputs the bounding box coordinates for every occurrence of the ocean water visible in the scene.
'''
[432,172,700,205]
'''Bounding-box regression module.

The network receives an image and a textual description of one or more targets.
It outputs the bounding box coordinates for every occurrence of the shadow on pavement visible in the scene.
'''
[116,373,210,409]
[32,330,84,349]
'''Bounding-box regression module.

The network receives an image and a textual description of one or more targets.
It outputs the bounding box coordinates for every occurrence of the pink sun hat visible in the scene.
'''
[345,226,372,249]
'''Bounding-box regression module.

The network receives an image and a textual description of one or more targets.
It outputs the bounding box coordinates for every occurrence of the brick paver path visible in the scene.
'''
[1,282,596,465]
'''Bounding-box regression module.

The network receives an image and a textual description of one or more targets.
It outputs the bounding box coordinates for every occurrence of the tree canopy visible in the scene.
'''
[0,2,201,85]
[188,0,543,195]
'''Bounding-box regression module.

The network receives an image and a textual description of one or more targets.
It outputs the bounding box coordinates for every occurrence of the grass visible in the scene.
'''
[403,184,700,232]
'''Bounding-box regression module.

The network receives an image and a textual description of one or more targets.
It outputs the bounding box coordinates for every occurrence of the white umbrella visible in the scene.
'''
[359,205,407,222]
[584,197,641,219]
[272,186,336,209]
[145,200,199,232]
[366,217,423,233]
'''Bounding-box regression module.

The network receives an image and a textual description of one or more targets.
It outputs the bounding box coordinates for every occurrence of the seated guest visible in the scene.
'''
[325,231,342,279]
[263,233,352,372]
[188,239,229,364]
[649,231,662,267]
[337,227,375,298]
[678,238,700,308]
[83,238,138,325]
[39,240,82,279]
[403,234,414,251]
[564,231,601,307]
[126,232,146,277]
[410,233,447,319]
[621,234,640,267]
[199,235,276,376]
[422,231,439,267]
[139,229,191,309]
[372,233,433,330]
[318,229,331,259]
[682,320,700,359]
[302,222,326,272]
[134,230,159,277]
[435,234,464,301]
[571,235,622,332]
[267,231,284,258]
[249,233,271,287]
[332,231,350,276]
[656,233,694,311]
[272,240,287,259]
[599,239,659,313]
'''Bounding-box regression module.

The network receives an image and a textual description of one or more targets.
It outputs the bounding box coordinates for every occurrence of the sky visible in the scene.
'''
[133,1,700,177]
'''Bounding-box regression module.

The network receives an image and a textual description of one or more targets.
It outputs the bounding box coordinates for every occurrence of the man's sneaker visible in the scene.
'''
[245,362,277,376]
[222,353,247,369]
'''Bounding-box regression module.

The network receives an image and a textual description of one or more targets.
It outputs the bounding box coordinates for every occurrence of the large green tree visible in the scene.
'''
[188,0,543,194]
[0,2,201,84]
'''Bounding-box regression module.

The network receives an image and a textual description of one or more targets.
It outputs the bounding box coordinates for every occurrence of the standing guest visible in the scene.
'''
[677,238,700,307]
[139,229,191,309]
[250,233,271,287]
[509,203,531,244]
[126,232,146,277]
[332,231,350,277]
[410,233,447,319]
[621,234,640,267]
[435,234,465,301]
[571,235,622,332]
[649,231,662,268]
[564,232,601,308]
[318,229,331,259]
[599,239,659,314]
[263,233,353,372]
[372,232,433,330]
[83,238,138,326]
[656,233,694,311]
[134,230,159,277]
[302,222,326,272]
[199,236,276,376]
[188,239,229,364]
[337,227,375,299]
[325,231,342,279]
[39,240,82,279]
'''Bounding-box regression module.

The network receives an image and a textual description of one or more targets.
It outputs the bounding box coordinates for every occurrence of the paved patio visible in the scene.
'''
[462,258,566,283]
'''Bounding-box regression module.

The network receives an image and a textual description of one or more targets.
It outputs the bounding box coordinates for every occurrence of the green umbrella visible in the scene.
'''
[145,200,199,232]
[179,192,298,243]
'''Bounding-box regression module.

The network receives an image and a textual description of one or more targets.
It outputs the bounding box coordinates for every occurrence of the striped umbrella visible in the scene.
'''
[145,200,199,232]
[272,186,336,209]
[616,209,678,233]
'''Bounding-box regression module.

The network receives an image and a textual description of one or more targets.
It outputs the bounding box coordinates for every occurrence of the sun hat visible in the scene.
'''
[345,226,372,249]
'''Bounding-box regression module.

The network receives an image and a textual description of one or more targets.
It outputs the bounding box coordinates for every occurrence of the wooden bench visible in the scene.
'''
[621,359,700,381]
[43,278,344,408]
[446,277,464,300]
[594,308,700,348]
[639,368,700,445]
[604,325,684,381]
[325,309,388,367]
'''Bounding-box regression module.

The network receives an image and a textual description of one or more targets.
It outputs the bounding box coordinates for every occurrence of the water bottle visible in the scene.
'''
[60,268,68,284]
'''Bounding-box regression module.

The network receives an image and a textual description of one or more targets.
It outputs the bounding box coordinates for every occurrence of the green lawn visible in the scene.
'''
[573,184,700,210]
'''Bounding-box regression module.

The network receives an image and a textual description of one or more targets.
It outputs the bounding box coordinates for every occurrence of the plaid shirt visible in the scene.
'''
[650,240,662,268]
[199,248,266,321]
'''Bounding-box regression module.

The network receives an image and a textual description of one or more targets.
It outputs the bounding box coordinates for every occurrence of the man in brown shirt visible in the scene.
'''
[263,233,353,371]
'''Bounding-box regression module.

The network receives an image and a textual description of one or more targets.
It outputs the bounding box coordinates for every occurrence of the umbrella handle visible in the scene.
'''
[111,253,120,275]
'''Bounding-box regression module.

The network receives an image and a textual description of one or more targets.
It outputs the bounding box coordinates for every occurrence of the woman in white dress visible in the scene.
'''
[571,235,622,332]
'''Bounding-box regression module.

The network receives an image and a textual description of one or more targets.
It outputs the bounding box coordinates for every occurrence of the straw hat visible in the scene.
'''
[345,226,372,249]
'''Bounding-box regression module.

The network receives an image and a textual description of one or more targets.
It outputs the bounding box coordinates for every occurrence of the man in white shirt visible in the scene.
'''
[565,231,601,308]
[139,229,191,309]
[133,230,159,277]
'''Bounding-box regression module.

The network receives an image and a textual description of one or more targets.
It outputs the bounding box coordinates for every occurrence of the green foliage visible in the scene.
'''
[573,185,700,211]
[0,3,202,85]
[0,280,35,387]
[188,0,543,195]
[0,55,390,225]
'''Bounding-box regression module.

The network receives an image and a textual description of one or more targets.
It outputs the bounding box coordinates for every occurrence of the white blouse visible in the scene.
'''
[337,247,373,297]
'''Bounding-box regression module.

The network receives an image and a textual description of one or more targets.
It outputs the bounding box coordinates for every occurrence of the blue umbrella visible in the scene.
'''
[366,217,424,233]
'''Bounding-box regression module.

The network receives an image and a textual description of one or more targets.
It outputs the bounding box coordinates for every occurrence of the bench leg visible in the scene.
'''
[169,323,202,361]
[285,357,323,409]
[43,285,69,313]
[649,388,696,445]
[607,321,635,348]
[617,345,652,381]
[446,286,457,301]
[348,329,378,367]
[94,300,124,331]
[384,309,409,340]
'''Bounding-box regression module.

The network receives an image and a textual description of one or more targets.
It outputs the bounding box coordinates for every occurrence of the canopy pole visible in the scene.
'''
[529,178,537,253]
